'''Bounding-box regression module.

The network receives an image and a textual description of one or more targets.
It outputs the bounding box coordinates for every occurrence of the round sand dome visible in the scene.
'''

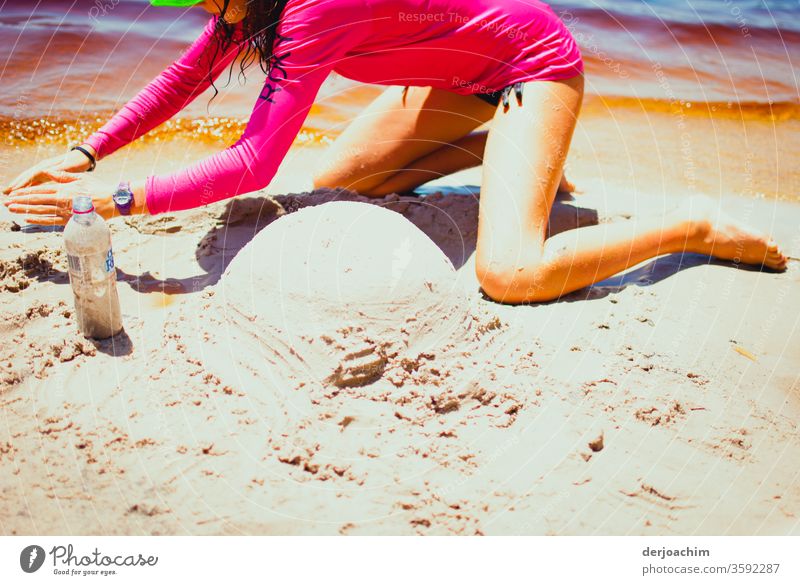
[180,202,471,396]
[220,201,456,310]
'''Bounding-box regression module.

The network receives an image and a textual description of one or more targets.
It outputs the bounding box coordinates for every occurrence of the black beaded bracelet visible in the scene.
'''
[71,145,97,172]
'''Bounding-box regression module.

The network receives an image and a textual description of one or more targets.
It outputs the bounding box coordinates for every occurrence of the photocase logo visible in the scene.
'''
[19,545,46,573]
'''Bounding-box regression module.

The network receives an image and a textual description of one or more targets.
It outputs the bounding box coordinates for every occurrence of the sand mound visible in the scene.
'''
[168,202,475,410]
[132,201,517,527]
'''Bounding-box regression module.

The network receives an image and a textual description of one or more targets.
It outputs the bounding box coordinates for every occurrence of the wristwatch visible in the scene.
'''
[112,181,134,216]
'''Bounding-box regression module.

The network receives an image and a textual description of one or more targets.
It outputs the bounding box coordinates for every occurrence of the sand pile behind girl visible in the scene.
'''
[124,201,520,532]
[165,201,486,417]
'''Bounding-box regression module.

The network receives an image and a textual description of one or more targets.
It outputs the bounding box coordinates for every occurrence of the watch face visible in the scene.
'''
[113,190,133,206]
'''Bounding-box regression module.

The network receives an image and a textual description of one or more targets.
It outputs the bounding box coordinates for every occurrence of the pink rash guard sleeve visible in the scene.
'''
[143,5,365,215]
[84,18,244,160]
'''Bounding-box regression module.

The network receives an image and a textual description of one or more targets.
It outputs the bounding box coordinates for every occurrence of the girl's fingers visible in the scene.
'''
[43,170,79,184]
[5,204,60,216]
[4,178,39,195]
[4,161,70,194]
[5,189,61,201]
[4,170,44,194]
[22,215,68,226]
[4,195,71,217]
[3,173,29,193]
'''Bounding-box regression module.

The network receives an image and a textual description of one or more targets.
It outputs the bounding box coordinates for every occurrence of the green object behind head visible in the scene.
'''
[150,0,203,7]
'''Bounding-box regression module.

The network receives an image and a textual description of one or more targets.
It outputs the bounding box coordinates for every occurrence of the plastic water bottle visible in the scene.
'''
[63,195,123,339]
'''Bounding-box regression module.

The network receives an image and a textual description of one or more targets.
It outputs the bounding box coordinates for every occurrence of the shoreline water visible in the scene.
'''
[3,92,797,204]
[1,0,797,118]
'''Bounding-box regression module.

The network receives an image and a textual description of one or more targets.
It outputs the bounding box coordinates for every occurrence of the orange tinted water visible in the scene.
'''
[0,0,797,199]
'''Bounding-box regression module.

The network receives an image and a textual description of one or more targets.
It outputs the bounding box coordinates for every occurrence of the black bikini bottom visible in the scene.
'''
[400,82,526,109]
[473,82,525,108]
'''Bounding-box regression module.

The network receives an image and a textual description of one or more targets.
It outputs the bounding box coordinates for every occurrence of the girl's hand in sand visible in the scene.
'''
[2,146,96,195]
[3,172,115,226]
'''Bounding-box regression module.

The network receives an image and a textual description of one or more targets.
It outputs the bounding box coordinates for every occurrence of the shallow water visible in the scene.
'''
[2,0,796,115]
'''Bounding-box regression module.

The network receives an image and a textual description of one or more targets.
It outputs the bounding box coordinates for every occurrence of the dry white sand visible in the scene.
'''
[1,179,798,535]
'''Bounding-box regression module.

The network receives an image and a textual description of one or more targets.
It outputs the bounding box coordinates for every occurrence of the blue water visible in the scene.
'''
[556,0,800,32]
[552,0,800,104]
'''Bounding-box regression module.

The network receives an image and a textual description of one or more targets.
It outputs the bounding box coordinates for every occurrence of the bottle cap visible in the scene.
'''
[72,196,94,215]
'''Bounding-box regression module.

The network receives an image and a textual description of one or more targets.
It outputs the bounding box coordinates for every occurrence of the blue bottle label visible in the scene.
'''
[66,248,114,282]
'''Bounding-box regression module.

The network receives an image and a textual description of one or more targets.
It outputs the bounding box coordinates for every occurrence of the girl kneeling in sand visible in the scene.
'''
[2,0,787,302]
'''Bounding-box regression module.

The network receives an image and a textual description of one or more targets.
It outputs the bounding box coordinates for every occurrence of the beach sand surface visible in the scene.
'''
[1,158,798,534]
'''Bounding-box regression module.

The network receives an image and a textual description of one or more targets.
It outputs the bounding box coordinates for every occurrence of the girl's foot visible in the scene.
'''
[684,196,788,270]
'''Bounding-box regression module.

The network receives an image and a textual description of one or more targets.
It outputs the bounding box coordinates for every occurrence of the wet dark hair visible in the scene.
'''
[206,0,292,102]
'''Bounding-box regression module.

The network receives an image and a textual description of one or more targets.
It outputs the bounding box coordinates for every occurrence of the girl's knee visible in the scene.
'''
[311,168,342,190]
[312,170,386,197]
[476,260,559,304]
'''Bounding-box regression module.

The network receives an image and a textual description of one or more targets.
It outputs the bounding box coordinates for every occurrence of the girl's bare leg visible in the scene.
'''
[313,86,574,196]
[313,86,493,194]
[476,75,788,304]
[367,130,575,196]
[365,131,488,195]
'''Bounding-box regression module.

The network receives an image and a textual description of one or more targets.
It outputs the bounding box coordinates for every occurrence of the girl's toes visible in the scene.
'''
[557,174,575,193]
[768,254,787,270]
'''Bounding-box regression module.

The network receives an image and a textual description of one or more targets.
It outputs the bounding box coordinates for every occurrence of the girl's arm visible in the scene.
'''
[143,3,369,215]
[4,2,366,223]
[84,17,243,160]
